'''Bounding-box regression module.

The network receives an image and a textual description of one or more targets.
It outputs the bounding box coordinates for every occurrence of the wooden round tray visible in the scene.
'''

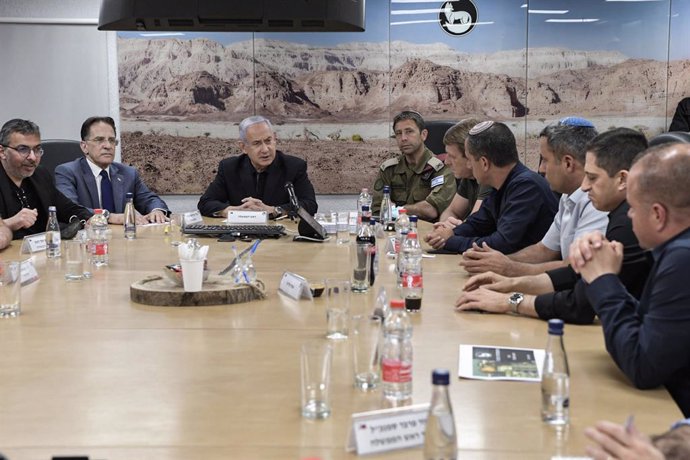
[130,274,266,306]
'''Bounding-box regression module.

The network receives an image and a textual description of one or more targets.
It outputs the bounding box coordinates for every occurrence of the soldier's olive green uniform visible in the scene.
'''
[371,147,456,220]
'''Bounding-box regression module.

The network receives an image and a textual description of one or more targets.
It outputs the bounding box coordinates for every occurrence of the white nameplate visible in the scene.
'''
[183,210,204,225]
[346,404,430,455]
[278,271,312,300]
[20,259,39,286]
[226,211,268,225]
[21,232,47,254]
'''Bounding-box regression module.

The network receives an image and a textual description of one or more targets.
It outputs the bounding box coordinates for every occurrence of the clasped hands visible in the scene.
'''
[223,197,275,216]
[568,231,624,283]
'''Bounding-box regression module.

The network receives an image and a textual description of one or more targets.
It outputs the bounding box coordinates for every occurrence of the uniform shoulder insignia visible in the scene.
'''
[426,156,445,172]
[380,157,400,171]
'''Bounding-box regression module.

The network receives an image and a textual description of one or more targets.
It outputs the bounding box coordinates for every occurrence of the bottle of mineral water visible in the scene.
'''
[379,185,394,230]
[381,299,413,404]
[394,208,410,253]
[357,188,373,232]
[124,192,136,239]
[352,215,374,292]
[45,206,61,258]
[88,209,109,267]
[423,368,457,460]
[541,319,570,425]
[401,232,423,312]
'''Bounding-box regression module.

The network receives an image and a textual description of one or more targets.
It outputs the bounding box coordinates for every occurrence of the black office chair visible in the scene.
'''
[40,139,83,175]
[648,131,690,147]
[424,120,456,161]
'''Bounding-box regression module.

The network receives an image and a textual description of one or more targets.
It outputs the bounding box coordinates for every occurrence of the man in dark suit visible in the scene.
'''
[198,115,317,218]
[0,118,92,240]
[55,116,169,225]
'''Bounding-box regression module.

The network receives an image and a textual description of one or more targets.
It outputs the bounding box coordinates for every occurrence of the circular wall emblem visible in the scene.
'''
[439,0,478,36]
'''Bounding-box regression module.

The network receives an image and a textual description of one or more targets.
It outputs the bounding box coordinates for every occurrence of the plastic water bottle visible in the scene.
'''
[541,319,570,425]
[381,299,413,404]
[88,209,109,267]
[45,205,61,258]
[357,188,372,232]
[395,229,409,288]
[368,218,378,285]
[401,231,423,312]
[379,185,394,230]
[352,216,374,292]
[394,208,410,253]
[423,369,457,460]
[124,192,136,239]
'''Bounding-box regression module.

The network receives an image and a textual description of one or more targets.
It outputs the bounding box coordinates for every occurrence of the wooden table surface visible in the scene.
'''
[0,222,680,460]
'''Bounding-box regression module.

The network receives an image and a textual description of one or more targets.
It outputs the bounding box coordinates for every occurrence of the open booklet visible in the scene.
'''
[458,345,545,382]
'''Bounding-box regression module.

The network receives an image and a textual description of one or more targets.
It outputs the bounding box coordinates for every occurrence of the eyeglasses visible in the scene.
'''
[1,144,44,158]
[86,137,119,146]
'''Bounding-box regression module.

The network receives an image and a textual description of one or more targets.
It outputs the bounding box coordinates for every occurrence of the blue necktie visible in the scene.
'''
[100,170,115,212]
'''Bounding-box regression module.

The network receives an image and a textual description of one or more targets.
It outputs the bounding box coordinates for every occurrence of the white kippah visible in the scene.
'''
[469,121,494,135]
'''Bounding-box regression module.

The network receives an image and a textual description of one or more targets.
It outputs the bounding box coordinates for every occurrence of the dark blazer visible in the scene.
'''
[0,164,91,239]
[55,157,169,215]
[197,151,318,217]
[669,97,690,132]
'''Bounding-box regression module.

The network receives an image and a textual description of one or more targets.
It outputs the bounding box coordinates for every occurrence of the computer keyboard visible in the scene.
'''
[183,224,285,239]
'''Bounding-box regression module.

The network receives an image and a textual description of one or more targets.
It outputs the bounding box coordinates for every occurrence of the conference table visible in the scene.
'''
[0,221,680,460]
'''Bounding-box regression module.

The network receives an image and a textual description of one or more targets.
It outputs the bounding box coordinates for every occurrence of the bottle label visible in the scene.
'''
[94,242,108,256]
[402,273,423,288]
[382,358,412,383]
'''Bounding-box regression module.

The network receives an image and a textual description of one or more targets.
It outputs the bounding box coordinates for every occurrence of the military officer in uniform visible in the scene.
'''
[371,111,456,222]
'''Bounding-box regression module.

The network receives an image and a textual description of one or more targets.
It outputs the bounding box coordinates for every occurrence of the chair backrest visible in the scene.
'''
[40,139,83,176]
[648,131,690,147]
[424,120,456,161]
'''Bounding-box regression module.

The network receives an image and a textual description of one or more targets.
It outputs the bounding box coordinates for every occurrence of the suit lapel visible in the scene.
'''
[263,153,285,204]
[79,157,101,209]
[239,155,257,198]
[109,163,125,213]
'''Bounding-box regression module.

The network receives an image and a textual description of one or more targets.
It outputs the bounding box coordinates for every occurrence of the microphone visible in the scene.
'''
[285,181,300,213]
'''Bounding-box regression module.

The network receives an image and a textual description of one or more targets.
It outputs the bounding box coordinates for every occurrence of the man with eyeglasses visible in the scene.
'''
[198,115,317,218]
[0,118,91,241]
[55,116,169,224]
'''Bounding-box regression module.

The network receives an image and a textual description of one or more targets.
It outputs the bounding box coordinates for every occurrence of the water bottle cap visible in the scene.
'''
[361,188,369,193]
[48,206,56,212]
[383,185,391,193]
[126,192,133,199]
[399,208,407,214]
[548,319,564,335]
[94,209,103,214]
[390,299,405,309]
[432,368,450,385]
[407,232,417,239]
[409,215,418,222]
[369,218,376,225]
[361,205,370,211]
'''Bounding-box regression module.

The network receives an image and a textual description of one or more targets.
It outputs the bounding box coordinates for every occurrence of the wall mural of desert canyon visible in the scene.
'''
[117,0,690,195]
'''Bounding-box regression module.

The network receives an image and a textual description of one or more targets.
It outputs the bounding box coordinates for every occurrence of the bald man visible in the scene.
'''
[570,142,690,417]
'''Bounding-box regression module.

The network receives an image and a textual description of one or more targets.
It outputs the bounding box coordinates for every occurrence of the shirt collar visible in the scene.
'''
[86,156,110,178]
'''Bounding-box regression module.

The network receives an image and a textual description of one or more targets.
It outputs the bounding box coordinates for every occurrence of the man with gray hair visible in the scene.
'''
[198,115,317,218]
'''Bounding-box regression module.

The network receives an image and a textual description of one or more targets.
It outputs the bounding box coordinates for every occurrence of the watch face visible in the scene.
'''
[510,293,524,303]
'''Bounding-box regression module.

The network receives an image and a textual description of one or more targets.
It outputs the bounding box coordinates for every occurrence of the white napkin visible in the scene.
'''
[178,240,209,261]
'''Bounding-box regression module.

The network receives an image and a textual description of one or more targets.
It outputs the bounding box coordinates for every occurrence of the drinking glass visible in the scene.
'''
[0,261,21,318]
[351,314,381,390]
[325,278,351,340]
[301,340,332,420]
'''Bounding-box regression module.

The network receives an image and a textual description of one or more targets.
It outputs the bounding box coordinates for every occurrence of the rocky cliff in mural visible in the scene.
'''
[118,37,690,122]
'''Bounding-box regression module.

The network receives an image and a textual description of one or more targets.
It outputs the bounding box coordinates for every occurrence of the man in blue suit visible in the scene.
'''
[55,116,169,224]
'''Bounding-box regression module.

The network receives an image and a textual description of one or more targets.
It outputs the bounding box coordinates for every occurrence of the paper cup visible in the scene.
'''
[180,259,204,292]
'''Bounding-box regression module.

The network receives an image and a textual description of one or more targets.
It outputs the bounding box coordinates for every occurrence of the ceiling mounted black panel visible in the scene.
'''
[98,0,365,32]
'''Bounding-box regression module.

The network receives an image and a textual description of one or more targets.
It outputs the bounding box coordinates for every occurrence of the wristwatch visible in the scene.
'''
[508,292,525,314]
[272,206,284,219]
